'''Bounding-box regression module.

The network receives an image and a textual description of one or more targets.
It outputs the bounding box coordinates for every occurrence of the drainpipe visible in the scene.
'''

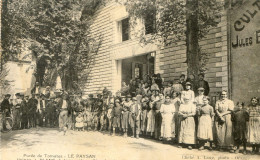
[227,0,232,99]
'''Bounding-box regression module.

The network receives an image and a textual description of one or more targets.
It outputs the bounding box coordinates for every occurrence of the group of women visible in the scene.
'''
[112,79,260,155]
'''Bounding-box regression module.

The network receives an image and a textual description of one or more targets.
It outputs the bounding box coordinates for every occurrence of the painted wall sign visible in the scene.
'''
[230,0,260,103]
[232,0,260,48]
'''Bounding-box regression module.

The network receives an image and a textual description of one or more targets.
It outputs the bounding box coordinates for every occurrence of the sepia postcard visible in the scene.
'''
[1,0,259,160]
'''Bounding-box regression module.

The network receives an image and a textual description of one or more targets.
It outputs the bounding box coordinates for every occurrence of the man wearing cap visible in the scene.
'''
[130,97,142,138]
[28,93,38,128]
[46,95,57,127]
[111,99,123,136]
[195,73,210,96]
[21,95,30,129]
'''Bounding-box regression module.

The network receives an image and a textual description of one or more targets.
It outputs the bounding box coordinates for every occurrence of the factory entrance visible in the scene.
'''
[121,52,155,85]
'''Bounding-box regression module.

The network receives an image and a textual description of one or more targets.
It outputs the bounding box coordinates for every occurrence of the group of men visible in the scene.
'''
[1,92,60,130]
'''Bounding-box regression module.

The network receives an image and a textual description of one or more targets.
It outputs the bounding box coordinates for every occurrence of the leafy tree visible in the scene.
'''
[1,0,104,94]
[124,0,223,80]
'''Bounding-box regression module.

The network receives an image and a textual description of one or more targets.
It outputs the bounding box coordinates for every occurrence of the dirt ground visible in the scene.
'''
[1,128,259,160]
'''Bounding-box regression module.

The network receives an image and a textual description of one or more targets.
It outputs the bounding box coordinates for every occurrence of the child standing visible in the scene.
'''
[247,97,260,155]
[232,102,248,154]
[75,112,84,131]
[107,102,114,135]
[83,109,93,131]
[112,99,122,136]
[99,105,107,132]
[197,96,214,150]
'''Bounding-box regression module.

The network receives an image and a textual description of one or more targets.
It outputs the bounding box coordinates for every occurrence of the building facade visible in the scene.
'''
[85,0,260,104]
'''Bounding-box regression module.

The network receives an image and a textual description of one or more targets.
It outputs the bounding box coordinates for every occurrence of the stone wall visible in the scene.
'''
[158,11,229,98]
[85,2,229,99]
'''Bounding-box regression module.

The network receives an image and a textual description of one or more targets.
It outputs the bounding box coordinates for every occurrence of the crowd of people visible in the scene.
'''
[1,73,260,155]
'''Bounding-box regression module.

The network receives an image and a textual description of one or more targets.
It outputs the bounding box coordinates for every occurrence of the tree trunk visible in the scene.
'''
[186,0,200,80]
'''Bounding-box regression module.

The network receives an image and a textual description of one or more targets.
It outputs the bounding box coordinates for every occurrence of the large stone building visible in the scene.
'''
[83,0,259,104]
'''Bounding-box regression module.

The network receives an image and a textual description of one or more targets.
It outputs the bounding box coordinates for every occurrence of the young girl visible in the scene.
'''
[75,112,84,131]
[247,97,260,154]
[160,95,175,142]
[197,96,214,150]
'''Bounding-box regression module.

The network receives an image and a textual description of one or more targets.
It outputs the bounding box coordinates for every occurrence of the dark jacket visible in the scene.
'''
[1,99,11,113]
[20,100,29,114]
[195,80,210,96]
[57,99,72,114]
[28,98,38,114]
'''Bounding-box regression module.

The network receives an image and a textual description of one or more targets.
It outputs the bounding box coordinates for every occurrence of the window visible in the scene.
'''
[121,18,130,41]
[145,10,156,35]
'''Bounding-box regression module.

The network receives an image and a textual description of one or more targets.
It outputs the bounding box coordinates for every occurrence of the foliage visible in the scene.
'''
[0,67,13,99]
[2,0,104,93]
[124,0,223,72]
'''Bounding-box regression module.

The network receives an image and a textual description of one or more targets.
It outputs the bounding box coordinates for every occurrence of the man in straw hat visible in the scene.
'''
[130,97,142,139]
